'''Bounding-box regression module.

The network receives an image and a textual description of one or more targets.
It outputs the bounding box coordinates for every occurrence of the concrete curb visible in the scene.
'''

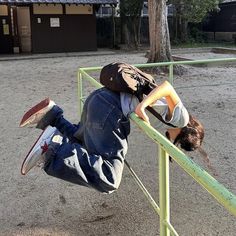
[1,47,235,62]
[0,50,116,61]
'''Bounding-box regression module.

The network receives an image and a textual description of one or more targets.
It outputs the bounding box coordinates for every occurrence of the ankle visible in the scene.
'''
[36,105,63,130]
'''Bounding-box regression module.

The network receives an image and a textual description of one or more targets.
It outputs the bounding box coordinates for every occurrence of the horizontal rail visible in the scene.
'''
[129,112,236,217]
[133,57,236,67]
[79,57,236,73]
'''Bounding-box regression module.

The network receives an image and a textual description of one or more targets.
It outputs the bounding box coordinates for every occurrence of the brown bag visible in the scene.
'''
[99,62,176,127]
[100,62,156,96]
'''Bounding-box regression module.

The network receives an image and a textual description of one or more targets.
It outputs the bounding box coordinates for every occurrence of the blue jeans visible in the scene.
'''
[44,88,130,193]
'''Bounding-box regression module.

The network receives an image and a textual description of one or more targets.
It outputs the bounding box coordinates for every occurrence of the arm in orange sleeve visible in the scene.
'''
[135,81,181,124]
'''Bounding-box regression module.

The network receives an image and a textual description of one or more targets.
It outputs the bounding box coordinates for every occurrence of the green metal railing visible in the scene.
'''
[77,58,236,236]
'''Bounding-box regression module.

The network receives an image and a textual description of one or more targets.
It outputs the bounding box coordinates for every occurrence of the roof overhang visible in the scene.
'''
[220,0,236,6]
[222,0,236,2]
[0,0,117,4]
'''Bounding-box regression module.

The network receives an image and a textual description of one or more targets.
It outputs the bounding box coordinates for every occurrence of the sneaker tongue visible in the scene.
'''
[52,134,63,144]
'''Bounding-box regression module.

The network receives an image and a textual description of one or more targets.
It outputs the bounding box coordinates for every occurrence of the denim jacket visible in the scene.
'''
[45,88,131,193]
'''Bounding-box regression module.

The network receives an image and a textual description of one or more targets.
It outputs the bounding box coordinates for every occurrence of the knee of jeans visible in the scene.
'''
[100,181,120,194]
[110,170,123,191]
[110,179,120,191]
[99,170,122,193]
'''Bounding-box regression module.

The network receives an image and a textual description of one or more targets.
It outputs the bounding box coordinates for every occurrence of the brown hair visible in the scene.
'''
[173,115,204,152]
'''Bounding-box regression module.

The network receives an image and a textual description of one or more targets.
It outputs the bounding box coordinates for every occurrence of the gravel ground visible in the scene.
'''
[0,50,236,236]
[174,52,236,60]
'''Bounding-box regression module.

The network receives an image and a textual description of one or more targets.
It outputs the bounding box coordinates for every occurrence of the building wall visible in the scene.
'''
[213,3,236,32]
[30,4,97,53]
[202,2,236,42]
[0,5,13,53]
[204,31,236,41]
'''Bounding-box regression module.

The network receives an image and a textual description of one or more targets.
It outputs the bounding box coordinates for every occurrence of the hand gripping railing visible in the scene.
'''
[77,58,236,236]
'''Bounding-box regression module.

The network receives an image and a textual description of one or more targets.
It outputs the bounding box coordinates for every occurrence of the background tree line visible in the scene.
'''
[97,0,222,63]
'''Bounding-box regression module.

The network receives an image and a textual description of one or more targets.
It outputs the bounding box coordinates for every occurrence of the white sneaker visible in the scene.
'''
[21,126,57,175]
[19,98,55,128]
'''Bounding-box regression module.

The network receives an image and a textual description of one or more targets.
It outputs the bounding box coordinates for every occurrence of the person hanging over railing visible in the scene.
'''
[135,80,204,152]
[19,63,205,194]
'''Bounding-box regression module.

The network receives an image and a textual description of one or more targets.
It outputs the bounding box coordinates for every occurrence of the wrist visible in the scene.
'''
[139,100,148,109]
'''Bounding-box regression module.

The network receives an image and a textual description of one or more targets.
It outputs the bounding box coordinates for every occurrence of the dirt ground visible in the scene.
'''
[0,50,236,236]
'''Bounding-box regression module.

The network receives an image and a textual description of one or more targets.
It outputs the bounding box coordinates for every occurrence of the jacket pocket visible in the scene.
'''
[87,94,115,130]
[119,115,130,137]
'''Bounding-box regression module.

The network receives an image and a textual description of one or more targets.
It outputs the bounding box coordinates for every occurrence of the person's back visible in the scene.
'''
[74,88,130,158]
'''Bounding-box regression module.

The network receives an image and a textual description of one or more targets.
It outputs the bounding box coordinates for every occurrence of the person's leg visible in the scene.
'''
[20,98,79,142]
[44,132,124,193]
[48,106,79,142]
[20,89,130,193]
[21,126,57,175]
[44,88,130,193]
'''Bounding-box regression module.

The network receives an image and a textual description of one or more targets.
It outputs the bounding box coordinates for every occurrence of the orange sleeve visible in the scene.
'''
[135,81,181,123]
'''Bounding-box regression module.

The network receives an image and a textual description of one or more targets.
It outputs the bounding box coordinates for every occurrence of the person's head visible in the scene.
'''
[167,115,217,175]
[167,115,204,152]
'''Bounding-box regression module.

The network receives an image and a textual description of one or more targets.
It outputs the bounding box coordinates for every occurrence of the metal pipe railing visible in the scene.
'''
[130,112,236,217]
[78,57,236,236]
[159,147,170,236]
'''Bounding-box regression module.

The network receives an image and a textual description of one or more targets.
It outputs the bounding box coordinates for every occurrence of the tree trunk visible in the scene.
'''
[123,19,131,47]
[120,0,143,50]
[181,18,188,42]
[148,0,172,63]
[111,6,116,48]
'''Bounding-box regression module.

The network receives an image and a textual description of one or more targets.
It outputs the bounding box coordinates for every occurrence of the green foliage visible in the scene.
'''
[119,0,144,49]
[186,0,220,23]
[187,24,206,42]
[119,0,144,17]
[169,0,220,23]
[169,0,221,43]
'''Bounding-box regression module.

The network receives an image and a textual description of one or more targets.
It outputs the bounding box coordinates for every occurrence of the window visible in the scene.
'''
[96,5,113,17]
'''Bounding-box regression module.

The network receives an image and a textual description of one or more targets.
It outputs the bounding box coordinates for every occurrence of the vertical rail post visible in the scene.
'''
[77,70,83,117]
[159,145,170,236]
[168,64,174,85]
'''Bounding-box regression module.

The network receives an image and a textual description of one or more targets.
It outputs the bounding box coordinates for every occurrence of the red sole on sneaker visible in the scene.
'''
[21,128,48,175]
[19,98,50,127]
